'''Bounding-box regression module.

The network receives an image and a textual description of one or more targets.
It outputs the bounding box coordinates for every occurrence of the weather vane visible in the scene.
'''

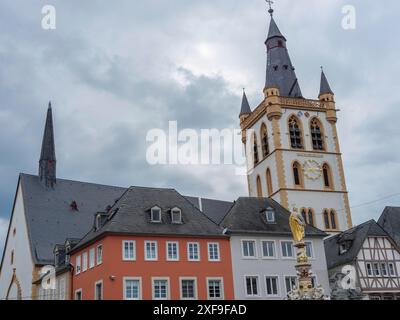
[266,0,274,16]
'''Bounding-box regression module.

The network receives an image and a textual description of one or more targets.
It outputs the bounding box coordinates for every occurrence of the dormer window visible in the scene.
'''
[96,214,101,230]
[171,208,182,224]
[151,206,162,223]
[265,207,275,223]
[339,243,347,255]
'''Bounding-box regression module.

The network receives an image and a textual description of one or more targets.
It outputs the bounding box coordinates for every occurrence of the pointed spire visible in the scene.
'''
[264,8,302,98]
[39,101,56,188]
[319,68,334,96]
[239,89,251,117]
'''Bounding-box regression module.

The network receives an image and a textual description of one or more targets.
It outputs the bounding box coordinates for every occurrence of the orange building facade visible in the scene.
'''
[71,235,234,300]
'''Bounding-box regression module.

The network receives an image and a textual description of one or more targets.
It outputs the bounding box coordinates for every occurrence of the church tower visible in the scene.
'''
[39,102,56,188]
[240,6,352,233]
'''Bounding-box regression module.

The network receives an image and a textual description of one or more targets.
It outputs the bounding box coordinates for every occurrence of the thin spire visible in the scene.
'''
[239,90,251,117]
[39,101,56,188]
[319,68,334,96]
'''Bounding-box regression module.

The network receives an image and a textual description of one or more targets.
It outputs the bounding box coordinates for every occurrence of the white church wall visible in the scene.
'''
[0,181,34,300]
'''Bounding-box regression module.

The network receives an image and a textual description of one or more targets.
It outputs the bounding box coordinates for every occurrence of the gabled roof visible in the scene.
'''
[20,173,126,265]
[185,196,233,224]
[324,220,390,269]
[220,197,327,237]
[73,187,225,251]
[378,206,400,247]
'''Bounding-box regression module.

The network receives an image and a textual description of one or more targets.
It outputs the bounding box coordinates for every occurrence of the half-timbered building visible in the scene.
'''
[325,220,400,300]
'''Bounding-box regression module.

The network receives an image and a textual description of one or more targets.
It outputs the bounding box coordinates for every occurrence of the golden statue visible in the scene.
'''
[289,208,305,242]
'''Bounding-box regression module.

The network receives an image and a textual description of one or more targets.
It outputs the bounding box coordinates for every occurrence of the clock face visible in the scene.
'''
[303,160,322,180]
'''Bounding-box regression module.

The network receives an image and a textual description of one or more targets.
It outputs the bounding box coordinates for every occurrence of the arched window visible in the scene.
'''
[323,210,330,230]
[266,168,273,196]
[301,208,307,223]
[330,210,337,230]
[301,208,315,227]
[292,161,303,187]
[253,133,259,166]
[260,123,269,158]
[256,175,263,197]
[11,250,14,265]
[288,116,303,149]
[310,118,324,150]
[322,163,333,188]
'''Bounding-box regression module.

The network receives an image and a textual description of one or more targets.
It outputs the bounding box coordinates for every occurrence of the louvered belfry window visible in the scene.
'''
[289,116,303,149]
[310,119,324,150]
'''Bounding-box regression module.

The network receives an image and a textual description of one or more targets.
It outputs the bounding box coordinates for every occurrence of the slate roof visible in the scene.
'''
[324,220,390,269]
[264,15,302,98]
[73,186,226,251]
[378,206,400,247]
[19,173,126,265]
[239,91,251,116]
[220,197,327,237]
[319,70,334,96]
[185,196,233,224]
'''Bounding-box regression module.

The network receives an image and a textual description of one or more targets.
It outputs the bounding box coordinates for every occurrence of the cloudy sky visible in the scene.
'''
[0,0,399,254]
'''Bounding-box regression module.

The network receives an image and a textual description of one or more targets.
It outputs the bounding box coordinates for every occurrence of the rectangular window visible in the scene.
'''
[281,241,294,258]
[207,279,223,299]
[366,263,373,276]
[89,248,95,269]
[305,242,313,258]
[381,263,388,277]
[94,281,103,300]
[388,263,396,276]
[82,252,88,272]
[245,276,259,296]
[59,278,66,300]
[145,241,158,261]
[208,243,220,261]
[311,276,317,288]
[97,245,103,265]
[153,278,169,300]
[265,276,279,296]
[123,240,136,261]
[242,240,256,258]
[261,241,275,258]
[166,242,179,261]
[75,289,82,300]
[151,207,161,222]
[285,276,297,294]
[171,209,182,224]
[373,263,380,276]
[75,256,81,275]
[187,242,200,261]
[180,278,197,299]
[124,278,141,300]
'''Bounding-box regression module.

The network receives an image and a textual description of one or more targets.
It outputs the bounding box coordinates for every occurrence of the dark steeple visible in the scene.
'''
[239,90,251,117]
[264,8,302,98]
[319,68,334,96]
[39,102,56,188]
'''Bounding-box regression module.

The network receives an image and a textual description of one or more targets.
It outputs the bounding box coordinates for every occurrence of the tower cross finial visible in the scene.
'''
[266,0,274,16]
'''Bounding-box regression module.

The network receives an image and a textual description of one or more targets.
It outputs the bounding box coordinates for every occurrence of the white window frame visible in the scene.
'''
[187,242,200,261]
[261,240,276,259]
[179,277,198,300]
[264,275,280,297]
[123,277,142,300]
[94,280,103,300]
[284,275,298,295]
[122,240,136,261]
[152,277,170,300]
[74,289,82,300]
[151,206,162,223]
[373,262,381,276]
[241,239,257,259]
[305,241,314,259]
[366,262,373,277]
[75,255,81,275]
[82,252,88,272]
[166,241,179,261]
[89,248,95,269]
[144,241,158,261]
[280,240,295,259]
[388,262,396,276]
[96,244,103,265]
[171,207,182,224]
[206,277,224,300]
[207,242,220,262]
[244,275,260,298]
[381,263,388,277]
